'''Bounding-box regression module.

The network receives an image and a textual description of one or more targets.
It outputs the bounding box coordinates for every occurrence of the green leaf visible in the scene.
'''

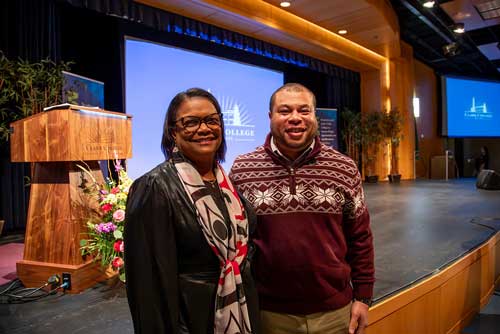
[80,239,88,247]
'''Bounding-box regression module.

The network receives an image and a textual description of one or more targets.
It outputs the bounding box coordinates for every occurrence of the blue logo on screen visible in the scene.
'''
[217,95,255,142]
[464,97,492,120]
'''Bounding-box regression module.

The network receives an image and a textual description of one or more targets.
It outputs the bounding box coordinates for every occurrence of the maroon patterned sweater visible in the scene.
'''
[230,135,374,314]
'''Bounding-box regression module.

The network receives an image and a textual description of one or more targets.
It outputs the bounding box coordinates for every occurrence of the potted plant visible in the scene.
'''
[360,110,384,183]
[340,108,361,165]
[382,108,404,183]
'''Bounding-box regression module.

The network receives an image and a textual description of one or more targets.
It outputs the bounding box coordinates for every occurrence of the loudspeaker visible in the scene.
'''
[476,169,500,190]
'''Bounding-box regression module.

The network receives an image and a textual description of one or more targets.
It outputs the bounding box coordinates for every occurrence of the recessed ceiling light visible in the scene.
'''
[452,23,465,34]
[454,11,472,20]
[338,29,348,35]
[280,1,291,7]
[423,1,435,8]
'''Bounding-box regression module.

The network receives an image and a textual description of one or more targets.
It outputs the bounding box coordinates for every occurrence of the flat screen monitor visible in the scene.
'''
[441,76,500,137]
[62,71,104,108]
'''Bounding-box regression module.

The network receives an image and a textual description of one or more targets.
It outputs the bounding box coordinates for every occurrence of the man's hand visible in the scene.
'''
[349,300,369,334]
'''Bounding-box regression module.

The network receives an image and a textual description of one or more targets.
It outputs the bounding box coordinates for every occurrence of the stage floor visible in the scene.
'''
[1,178,500,333]
[367,178,500,303]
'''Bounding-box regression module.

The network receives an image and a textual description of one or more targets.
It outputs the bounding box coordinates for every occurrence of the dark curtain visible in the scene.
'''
[0,0,60,61]
[0,0,61,232]
[327,75,361,153]
[59,4,123,112]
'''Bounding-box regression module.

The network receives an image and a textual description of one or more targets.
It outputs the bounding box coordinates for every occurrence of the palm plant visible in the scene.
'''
[361,110,384,180]
[382,108,404,177]
[340,108,361,165]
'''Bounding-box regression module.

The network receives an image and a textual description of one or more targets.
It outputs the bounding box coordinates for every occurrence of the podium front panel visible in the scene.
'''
[11,107,132,162]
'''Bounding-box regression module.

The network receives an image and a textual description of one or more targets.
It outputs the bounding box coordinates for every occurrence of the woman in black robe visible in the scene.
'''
[124,88,259,334]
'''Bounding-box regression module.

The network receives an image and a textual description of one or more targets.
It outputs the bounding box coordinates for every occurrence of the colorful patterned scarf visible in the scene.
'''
[174,158,252,334]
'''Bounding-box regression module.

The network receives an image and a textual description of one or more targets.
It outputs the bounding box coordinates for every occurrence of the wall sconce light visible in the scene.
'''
[413,97,420,118]
[423,1,435,8]
[452,23,465,34]
[280,1,291,7]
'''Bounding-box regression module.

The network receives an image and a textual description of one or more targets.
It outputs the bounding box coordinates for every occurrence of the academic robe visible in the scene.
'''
[124,160,260,333]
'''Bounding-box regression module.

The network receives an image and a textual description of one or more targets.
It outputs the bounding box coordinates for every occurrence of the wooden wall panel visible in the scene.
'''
[361,70,382,115]
[393,42,416,180]
[440,261,481,333]
[414,60,443,178]
[367,288,441,334]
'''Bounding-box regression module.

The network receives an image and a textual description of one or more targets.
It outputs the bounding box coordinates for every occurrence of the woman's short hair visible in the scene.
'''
[161,88,227,162]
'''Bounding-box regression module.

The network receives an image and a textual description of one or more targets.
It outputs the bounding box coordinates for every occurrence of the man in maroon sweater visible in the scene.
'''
[230,83,374,334]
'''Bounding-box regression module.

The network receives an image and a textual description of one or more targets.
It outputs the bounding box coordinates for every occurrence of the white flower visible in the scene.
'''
[104,193,117,204]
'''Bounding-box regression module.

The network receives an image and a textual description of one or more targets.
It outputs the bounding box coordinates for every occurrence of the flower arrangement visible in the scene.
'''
[79,160,133,282]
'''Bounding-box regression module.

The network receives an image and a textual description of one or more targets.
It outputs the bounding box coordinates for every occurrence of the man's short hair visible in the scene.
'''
[269,83,317,112]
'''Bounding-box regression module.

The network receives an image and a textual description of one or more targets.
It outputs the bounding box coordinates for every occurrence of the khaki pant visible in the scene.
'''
[261,303,351,334]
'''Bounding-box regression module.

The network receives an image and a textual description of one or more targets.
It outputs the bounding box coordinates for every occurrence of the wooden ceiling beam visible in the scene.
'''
[136,0,387,71]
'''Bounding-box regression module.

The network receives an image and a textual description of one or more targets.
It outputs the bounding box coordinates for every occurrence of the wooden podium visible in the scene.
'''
[10,105,132,293]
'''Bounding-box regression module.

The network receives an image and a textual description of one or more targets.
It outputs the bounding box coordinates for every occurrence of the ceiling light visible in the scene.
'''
[423,1,435,8]
[452,23,465,34]
[443,43,460,57]
[280,1,291,7]
[338,29,348,35]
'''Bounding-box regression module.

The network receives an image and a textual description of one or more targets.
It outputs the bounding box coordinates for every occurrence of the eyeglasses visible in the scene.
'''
[175,112,222,132]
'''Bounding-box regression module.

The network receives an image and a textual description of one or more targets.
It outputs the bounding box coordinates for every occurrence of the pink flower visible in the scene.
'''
[110,187,120,194]
[114,160,123,172]
[112,256,124,269]
[113,209,125,222]
[101,203,113,213]
[114,240,124,252]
